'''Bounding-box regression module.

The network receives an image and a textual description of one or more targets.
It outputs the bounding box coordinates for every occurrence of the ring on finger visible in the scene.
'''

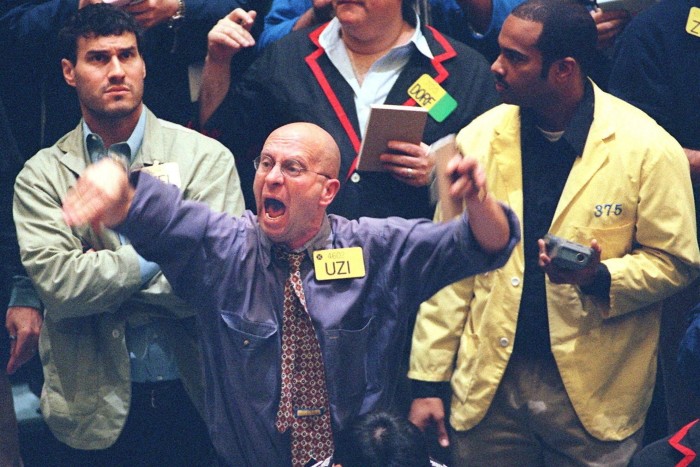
[407,168,413,178]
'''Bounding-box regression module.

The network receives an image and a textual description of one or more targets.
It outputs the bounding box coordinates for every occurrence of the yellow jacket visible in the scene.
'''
[409,84,700,441]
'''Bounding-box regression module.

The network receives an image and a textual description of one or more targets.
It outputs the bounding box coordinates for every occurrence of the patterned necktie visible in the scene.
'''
[274,248,334,467]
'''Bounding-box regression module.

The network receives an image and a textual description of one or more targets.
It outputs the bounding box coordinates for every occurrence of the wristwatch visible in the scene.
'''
[169,0,185,28]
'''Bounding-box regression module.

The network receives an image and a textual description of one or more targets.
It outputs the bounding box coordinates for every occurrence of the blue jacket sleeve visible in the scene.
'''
[0,0,79,43]
[257,0,311,50]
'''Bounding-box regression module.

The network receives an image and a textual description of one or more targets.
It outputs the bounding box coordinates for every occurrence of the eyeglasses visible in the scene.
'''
[253,155,331,179]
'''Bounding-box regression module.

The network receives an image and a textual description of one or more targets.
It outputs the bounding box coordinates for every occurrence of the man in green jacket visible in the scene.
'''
[12,5,244,465]
[408,0,700,465]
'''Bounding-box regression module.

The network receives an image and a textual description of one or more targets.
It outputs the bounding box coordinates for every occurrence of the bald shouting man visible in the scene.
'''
[62,122,520,467]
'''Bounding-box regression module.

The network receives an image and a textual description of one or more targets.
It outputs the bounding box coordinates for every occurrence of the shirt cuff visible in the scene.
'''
[411,380,451,399]
[579,263,611,300]
[8,275,43,310]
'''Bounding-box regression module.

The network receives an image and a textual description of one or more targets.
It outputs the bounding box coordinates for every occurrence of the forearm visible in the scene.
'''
[292,8,317,30]
[466,196,511,254]
[199,55,233,126]
[15,165,143,318]
[24,245,142,319]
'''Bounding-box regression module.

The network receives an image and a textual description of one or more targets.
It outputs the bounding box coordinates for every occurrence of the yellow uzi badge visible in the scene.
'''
[687,7,700,37]
[139,161,182,188]
[313,247,366,281]
[407,74,457,123]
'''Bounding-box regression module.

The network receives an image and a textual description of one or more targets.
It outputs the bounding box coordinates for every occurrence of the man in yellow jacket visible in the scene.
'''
[408,0,700,465]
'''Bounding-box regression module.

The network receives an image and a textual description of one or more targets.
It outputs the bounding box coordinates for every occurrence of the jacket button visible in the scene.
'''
[112,329,120,338]
[350,173,361,183]
[243,339,250,347]
[511,277,520,287]
[499,337,509,347]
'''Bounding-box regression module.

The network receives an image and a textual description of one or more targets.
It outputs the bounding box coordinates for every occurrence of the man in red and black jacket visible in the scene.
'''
[198,2,498,219]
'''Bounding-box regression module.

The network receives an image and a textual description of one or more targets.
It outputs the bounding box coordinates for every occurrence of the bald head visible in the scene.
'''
[254,122,342,249]
[265,123,341,180]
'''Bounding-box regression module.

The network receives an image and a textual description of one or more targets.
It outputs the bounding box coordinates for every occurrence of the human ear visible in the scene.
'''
[553,57,576,81]
[319,178,341,207]
[61,58,77,88]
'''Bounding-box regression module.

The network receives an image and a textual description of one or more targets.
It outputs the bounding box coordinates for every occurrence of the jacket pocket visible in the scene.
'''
[322,317,374,425]
[568,222,634,260]
[220,312,279,404]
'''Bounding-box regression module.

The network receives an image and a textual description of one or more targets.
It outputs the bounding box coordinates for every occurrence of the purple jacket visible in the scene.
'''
[118,173,520,466]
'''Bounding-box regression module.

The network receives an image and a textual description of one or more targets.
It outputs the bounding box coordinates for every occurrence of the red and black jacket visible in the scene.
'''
[204,22,498,220]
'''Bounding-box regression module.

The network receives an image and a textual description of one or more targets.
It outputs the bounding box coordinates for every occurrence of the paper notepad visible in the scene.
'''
[431,134,463,220]
[357,105,428,172]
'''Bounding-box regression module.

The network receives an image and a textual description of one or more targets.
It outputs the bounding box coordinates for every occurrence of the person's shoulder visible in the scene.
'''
[596,89,671,135]
[423,26,490,63]
[154,118,233,153]
[262,23,319,54]
[243,25,319,78]
[594,88,685,158]
[21,127,82,174]
[464,103,518,129]
[626,0,687,30]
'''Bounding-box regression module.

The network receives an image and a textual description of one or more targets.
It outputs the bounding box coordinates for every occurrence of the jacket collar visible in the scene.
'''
[259,215,333,269]
[305,23,457,179]
[57,107,163,175]
[490,81,615,230]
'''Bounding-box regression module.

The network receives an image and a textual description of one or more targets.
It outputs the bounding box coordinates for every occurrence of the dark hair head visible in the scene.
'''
[332,412,432,467]
[58,3,142,64]
[510,0,597,77]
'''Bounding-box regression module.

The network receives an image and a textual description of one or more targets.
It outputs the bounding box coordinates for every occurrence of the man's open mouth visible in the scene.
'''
[264,198,286,219]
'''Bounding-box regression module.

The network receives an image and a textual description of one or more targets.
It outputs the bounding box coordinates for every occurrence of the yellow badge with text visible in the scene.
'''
[407,74,457,122]
[687,7,700,36]
[313,247,366,281]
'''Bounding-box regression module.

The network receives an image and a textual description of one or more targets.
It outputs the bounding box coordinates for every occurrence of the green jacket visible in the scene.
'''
[13,108,244,449]
[409,84,700,441]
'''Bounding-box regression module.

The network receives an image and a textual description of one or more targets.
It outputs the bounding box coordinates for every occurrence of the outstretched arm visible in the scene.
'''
[446,155,510,254]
